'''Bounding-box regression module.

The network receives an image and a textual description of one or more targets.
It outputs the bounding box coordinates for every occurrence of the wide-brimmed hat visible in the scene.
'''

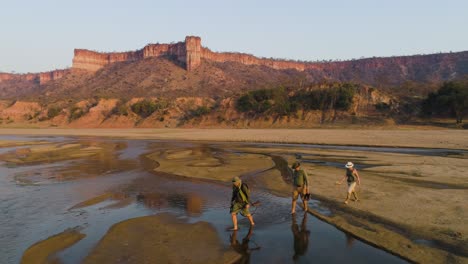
[345,162,354,168]
[291,162,301,169]
[232,176,241,183]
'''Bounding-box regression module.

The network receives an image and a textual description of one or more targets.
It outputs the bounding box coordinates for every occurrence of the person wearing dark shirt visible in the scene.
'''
[336,162,361,204]
[291,162,309,214]
[230,176,255,230]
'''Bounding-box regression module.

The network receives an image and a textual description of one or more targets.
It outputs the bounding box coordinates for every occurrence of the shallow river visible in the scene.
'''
[0,136,436,263]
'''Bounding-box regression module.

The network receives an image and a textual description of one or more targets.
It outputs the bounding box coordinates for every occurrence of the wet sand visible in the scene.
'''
[227,145,468,263]
[20,229,85,264]
[0,128,467,149]
[83,213,240,264]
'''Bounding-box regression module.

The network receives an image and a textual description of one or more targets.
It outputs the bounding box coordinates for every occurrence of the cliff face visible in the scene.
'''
[1,36,467,95]
[39,69,71,84]
[0,69,71,85]
[72,36,198,72]
[0,73,39,83]
[69,36,468,86]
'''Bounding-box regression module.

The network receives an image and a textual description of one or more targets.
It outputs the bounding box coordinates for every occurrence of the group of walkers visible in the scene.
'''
[229,161,361,230]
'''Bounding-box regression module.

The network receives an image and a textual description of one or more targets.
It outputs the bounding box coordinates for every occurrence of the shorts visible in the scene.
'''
[230,202,250,216]
[292,186,306,201]
[347,182,357,193]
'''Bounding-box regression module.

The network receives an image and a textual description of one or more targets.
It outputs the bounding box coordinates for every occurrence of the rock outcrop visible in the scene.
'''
[72,36,197,72]
[2,36,467,90]
[39,69,71,84]
[0,69,71,85]
[69,36,467,86]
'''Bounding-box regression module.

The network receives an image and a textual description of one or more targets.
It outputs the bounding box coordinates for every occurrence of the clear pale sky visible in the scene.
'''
[1,0,467,73]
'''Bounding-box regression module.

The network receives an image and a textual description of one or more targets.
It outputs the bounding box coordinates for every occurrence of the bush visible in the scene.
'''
[236,87,290,115]
[237,83,357,116]
[131,100,158,118]
[375,102,391,111]
[111,101,129,116]
[47,106,62,119]
[190,106,211,117]
[69,106,86,121]
[422,81,468,124]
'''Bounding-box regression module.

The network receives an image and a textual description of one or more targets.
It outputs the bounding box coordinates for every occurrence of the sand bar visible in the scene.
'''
[0,128,467,150]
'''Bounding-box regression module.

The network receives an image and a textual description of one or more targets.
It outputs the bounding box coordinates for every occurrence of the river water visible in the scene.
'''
[0,136,422,263]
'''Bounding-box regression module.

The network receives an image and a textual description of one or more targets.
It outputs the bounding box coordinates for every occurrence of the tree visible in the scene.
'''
[422,81,468,124]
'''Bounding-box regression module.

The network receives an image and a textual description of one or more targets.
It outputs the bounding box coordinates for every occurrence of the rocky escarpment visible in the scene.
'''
[72,36,199,72]
[1,36,466,99]
[0,69,71,85]
[70,36,468,87]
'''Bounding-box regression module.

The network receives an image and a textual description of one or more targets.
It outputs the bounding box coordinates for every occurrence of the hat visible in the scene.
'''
[232,176,241,183]
[291,162,300,169]
[345,162,354,168]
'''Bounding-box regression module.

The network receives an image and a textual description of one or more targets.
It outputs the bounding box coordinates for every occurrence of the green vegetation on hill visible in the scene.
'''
[130,99,170,118]
[236,83,357,116]
[131,100,158,118]
[422,80,468,124]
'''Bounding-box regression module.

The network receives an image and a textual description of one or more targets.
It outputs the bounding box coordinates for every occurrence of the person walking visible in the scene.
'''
[291,162,309,214]
[230,176,255,230]
[336,161,361,204]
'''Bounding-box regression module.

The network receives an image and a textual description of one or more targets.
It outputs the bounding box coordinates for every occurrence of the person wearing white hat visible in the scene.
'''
[336,162,361,204]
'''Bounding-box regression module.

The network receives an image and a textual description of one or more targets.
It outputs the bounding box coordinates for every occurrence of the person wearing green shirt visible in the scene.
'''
[230,176,255,231]
[291,162,309,214]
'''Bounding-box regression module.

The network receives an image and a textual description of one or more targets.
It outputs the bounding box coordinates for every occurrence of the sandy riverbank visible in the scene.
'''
[0,128,467,150]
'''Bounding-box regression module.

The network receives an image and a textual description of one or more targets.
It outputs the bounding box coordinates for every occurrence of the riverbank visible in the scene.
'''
[0,128,467,150]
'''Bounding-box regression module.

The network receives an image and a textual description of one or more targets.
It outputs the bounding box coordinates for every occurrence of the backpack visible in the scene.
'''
[238,183,250,203]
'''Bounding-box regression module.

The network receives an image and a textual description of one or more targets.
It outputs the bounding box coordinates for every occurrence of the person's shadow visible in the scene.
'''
[292,212,311,261]
[230,227,260,264]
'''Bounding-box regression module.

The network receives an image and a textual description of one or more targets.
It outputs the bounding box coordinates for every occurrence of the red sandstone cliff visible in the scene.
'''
[69,36,468,86]
[0,69,71,85]
[39,69,71,84]
[1,35,467,96]
[72,36,197,72]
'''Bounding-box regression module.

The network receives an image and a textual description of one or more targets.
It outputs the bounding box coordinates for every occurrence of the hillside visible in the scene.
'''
[35,58,307,101]
[0,36,466,128]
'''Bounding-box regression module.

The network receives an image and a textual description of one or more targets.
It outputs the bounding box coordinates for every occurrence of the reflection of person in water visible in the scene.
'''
[345,232,356,248]
[230,227,260,263]
[292,212,310,261]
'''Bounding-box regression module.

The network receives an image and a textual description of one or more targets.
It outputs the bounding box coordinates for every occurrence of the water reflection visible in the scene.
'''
[292,212,311,261]
[136,192,204,216]
[345,232,356,248]
[230,227,260,264]
[136,193,168,210]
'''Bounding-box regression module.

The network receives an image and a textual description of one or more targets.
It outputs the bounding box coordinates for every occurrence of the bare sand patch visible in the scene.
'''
[0,140,49,148]
[146,147,274,182]
[20,229,85,264]
[0,143,102,164]
[83,213,240,264]
[0,128,467,149]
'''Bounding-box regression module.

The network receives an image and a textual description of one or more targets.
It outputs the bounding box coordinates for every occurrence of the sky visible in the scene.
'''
[1,0,467,73]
